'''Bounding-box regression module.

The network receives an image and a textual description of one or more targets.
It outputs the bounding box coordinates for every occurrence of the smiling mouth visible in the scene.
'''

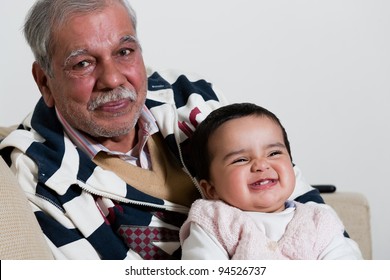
[98,98,130,111]
[250,179,277,190]
[88,87,137,111]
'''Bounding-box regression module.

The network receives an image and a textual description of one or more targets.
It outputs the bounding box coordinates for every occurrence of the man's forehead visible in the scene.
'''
[51,6,137,60]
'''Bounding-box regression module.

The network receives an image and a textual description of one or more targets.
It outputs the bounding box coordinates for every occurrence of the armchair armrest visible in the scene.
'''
[322,192,372,259]
[0,156,53,259]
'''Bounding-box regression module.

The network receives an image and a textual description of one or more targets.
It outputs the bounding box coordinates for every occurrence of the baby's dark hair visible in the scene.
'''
[190,103,292,181]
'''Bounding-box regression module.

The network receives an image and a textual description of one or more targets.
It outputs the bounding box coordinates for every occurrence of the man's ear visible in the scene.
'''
[199,179,219,200]
[32,62,55,107]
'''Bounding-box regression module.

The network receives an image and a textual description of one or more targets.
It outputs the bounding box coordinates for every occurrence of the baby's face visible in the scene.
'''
[200,115,295,213]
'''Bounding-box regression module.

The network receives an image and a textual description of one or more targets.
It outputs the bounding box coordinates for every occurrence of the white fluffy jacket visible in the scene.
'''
[180,200,351,259]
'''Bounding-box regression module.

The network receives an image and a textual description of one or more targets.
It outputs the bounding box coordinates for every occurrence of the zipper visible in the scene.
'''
[77,180,190,214]
[171,105,204,199]
[176,140,203,197]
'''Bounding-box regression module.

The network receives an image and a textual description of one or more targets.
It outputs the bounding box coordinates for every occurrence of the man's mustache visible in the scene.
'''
[87,87,137,111]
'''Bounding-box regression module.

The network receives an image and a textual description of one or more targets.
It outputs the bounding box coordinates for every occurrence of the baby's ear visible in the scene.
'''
[199,179,219,200]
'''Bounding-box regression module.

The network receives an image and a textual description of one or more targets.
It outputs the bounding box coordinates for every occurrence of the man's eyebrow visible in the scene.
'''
[63,35,140,67]
[120,34,140,45]
[63,49,88,67]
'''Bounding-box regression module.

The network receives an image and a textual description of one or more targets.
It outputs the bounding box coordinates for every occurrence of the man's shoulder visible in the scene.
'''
[146,67,208,85]
[146,67,225,111]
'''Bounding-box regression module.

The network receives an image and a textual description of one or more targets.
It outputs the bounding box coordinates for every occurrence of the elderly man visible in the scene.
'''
[0,0,320,259]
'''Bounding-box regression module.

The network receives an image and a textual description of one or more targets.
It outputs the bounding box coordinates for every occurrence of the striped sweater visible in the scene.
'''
[0,68,320,259]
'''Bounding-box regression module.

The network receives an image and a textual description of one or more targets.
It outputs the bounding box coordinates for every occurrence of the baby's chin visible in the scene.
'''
[245,201,288,213]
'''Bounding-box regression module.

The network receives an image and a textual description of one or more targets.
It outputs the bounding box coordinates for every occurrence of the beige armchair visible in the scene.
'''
[0,156,53,259]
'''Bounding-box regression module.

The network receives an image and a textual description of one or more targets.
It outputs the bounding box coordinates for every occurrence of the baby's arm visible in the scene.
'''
[316,204,363,260]
[181,223,229,260]
[319,233,363,259]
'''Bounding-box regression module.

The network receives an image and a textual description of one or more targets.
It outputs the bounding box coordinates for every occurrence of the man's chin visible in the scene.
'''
[89,125,133,138]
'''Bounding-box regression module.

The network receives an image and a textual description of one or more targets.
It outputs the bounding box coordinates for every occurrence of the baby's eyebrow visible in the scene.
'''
[267,142,286,149]
[222,149,246,161]
[222,142,286,161]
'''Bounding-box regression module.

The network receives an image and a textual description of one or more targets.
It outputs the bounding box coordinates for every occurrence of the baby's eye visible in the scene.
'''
[269,150,282,157]
[232,158,248,164]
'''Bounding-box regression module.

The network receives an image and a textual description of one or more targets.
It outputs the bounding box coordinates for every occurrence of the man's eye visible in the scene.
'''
[74,60,91,69]
[119,49,132,56]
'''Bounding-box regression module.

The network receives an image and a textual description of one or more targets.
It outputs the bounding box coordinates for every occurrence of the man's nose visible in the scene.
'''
[251,158,270,172]
[96,59,126,90]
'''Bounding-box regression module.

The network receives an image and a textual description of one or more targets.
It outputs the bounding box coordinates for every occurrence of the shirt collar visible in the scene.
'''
[56,105,159,160]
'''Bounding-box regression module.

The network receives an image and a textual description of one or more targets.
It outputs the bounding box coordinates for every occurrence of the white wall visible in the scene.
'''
[1,0,389,259]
